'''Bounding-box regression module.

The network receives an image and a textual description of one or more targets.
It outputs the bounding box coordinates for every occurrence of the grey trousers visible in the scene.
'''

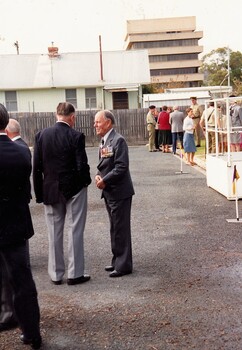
[44,187,88,281]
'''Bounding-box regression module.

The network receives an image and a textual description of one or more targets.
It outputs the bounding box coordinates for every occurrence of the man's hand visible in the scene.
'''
[95,175,106,189]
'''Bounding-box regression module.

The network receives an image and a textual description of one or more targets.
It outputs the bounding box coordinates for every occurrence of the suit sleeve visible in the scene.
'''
[75,133,92,187]
[33,133,44,203]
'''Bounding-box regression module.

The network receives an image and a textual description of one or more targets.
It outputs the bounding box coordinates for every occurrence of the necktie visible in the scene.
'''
[99,139,104,158]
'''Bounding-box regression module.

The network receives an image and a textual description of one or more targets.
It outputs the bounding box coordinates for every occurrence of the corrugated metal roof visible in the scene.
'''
[0,50,150,90]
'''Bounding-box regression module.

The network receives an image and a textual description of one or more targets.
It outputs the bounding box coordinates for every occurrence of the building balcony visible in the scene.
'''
[125,16,197,38]
[149,59,203,70]
[124,31,203,50]
[147,46,203,56]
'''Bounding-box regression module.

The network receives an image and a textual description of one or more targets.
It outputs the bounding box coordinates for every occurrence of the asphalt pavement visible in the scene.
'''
[1,146,242,350]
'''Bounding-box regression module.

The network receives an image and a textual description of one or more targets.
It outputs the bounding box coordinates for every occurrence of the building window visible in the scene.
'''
[85,88,96,109]
[65,89,77,108]
[150,67,198,76]
[5,91,18,112]
[149,53,198,62]
[133,39,198,49]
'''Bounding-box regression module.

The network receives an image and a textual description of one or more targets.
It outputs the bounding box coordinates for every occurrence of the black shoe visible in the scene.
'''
[109,270,132,278]
[0,320,18,332]
[51,280,62,285]
[67,275,90,285]
[196,144,201,147]
[105,265,114,272]
[20,334,42,349]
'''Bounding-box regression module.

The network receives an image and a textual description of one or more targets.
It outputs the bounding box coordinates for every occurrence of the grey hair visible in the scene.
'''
[6,118,21,133]
[103,110,115,125]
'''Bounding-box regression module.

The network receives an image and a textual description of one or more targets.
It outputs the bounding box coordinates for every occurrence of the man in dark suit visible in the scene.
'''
[6,118,32,198]
[33,102,91,286]
[1,119,32,333]
[0,104,41,349]
[94,110,134,277]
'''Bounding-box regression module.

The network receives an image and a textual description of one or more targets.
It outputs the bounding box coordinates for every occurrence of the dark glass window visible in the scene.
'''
[65,89,77,108]
[150,67,198,76]
[85,88,96,109]
[5,91,17,112]
[149,53,198,62]
[132,38,198,49]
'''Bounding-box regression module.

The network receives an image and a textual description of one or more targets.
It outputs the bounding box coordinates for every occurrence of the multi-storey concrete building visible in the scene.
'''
[124,16,204,88]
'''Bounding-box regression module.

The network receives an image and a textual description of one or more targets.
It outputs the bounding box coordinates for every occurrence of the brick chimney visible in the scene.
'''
[48,45,59,58]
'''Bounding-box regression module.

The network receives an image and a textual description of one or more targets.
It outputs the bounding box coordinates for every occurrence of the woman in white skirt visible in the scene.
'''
[183,107,196,165]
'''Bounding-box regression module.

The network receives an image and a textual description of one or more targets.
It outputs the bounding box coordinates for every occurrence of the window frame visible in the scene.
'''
[85,88,97,109]
[65,89,77,108]
[5,91,18,112]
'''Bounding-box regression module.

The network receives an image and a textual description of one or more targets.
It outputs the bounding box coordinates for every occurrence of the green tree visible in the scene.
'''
[230,51,242,83]
[142,84,164,94]
[200,47,230,86]
[200,48,242,94]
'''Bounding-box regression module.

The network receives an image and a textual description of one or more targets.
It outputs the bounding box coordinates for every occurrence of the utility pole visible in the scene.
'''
[227,46,230,88]
[14,40,19,55]
[99,35,104,81]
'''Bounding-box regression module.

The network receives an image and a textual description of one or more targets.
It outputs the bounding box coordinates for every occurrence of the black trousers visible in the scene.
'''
[0,242,40,339]
[104,197,133,273]
[155,129,159,150]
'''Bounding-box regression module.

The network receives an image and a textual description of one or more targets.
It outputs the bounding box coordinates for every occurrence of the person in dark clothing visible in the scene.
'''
[33,102,91,286]
[0,104,41,349]
[94,110,134,277]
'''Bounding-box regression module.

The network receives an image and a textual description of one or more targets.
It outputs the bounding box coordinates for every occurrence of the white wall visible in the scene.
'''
[18,89,64,112]
[103,91,113,110]
[128,91,139,109]
[0,87,141,112]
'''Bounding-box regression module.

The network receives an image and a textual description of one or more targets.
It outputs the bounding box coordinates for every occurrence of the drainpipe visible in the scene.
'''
[99,35,105,108]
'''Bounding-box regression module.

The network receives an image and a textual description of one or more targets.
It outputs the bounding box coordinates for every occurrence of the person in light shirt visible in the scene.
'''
[183,107,196,166]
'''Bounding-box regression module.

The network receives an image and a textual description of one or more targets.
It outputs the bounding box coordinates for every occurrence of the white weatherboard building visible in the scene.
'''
[143,86,232,109]
[0,48,150,112]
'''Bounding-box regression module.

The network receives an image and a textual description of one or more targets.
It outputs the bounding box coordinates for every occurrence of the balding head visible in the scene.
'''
[6,118,21,139]
[6,118,21,133]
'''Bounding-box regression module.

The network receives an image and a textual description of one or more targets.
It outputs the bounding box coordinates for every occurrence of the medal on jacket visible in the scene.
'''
[101,146,113,158]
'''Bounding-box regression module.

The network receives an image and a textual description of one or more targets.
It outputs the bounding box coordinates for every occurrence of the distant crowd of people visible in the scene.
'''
[146,95,242,164]
[146,97,202,165]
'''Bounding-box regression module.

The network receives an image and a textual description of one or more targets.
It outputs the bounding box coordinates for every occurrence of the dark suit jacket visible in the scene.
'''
[97,129,134,200]
[0,135,34,247]
[33,122,91,205]
[14,136,28,147]
[15,137,32,201]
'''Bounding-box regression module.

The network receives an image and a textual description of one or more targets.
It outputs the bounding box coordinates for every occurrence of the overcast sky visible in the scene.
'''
[0,0,241,56]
